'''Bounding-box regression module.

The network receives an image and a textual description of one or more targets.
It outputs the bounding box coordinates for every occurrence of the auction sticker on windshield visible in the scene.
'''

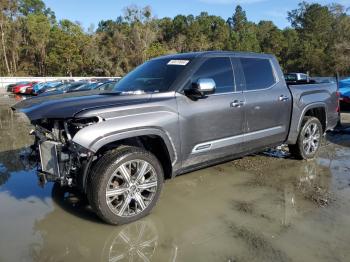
[167,60,190,66]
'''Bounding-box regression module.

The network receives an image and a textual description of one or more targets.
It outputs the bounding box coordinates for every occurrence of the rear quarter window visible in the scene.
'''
[240,58,276,91]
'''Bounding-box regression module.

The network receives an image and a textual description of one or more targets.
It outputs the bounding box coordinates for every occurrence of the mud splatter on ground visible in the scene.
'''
[228,224,292,262]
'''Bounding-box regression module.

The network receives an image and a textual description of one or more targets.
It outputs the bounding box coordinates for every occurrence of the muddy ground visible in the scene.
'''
[0,94,350,262]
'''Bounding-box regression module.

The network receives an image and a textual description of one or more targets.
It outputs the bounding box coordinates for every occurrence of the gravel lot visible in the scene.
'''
[0,94,350,262]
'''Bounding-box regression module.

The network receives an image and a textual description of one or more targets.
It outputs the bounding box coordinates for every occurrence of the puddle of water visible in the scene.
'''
[1,96,350,262]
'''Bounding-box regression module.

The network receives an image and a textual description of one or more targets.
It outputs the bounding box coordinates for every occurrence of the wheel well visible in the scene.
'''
[96,135,173,180]
[304,107,326,131]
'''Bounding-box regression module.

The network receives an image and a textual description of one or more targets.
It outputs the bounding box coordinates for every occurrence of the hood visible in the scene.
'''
[12,91,152,121]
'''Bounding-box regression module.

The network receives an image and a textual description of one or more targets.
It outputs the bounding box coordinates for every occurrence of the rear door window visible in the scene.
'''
[240,58,276,91]
[192,57,235,93]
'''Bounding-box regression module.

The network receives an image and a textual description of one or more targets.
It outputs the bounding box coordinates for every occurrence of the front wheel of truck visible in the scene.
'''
[87,146,164,225]
[289,116,323,160]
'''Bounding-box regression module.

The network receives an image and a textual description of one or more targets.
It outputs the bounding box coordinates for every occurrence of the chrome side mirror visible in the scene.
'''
[196,78,216,94]
[185,78,216,98]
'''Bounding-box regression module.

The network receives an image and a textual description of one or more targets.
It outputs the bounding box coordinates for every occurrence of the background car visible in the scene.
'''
[73,80,118,92]
[6,82,28,92]
[32,82,46,95]
[35,81,64,95]
[24,84,36,94]
[284,73,315,85]
[12,82,37,94]
[38,81,89,96]
[38,80,119,96]
[340,91,350,105]
[339,78,350,106]
[72,81,103,91]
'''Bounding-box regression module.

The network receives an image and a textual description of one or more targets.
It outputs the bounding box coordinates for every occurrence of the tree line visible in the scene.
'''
[1,0,350,77]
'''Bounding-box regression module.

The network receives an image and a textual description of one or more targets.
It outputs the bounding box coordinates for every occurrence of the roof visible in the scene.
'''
[154,51,274,60]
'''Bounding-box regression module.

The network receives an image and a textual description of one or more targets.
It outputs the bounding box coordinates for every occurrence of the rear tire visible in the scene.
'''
[87,146,164,225]
[289,116,323,160]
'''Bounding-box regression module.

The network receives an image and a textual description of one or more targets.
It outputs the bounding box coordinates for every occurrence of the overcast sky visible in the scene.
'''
[43,0,350,30]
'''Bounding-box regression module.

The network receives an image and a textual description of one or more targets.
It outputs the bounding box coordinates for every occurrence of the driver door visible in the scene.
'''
[176,57,246,169]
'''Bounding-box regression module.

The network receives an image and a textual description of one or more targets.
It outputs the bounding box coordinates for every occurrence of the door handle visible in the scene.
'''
[231,100,245,108]
[279,95,289,102]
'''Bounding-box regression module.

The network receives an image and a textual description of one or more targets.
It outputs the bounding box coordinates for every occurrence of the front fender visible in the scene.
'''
[86,127,178,166]
[72,109,180,166]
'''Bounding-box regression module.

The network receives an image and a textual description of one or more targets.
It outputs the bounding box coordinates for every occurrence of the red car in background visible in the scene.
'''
[24,84,37,94]
[12,82,37,94]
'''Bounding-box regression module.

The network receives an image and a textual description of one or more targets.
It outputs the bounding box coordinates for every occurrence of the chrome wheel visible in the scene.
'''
[106,160,158,217]
[302,123,321,155]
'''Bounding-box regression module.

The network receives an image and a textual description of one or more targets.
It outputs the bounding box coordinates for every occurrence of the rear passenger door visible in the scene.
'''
[177,57,246,169]
[237,57,292,150]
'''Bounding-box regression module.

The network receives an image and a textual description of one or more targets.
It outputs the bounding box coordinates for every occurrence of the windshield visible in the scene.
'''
[113,58,191,93]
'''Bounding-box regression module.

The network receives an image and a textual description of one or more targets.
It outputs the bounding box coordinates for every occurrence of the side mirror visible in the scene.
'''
[185,78,216,98]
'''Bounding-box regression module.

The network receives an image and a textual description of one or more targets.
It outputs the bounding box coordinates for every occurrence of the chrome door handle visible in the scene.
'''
[231,100,245,108]
[279,95,289,102]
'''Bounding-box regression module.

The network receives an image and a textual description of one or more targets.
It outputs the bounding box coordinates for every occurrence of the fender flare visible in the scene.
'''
[296,102,327,133]
[287,102,327,145]
[79,127,178,193]
[88,127,178,166]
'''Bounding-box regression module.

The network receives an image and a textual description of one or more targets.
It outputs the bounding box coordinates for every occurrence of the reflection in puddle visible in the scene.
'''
[104,220,158,261]
[1,96,350,262]
[32,184,160,262]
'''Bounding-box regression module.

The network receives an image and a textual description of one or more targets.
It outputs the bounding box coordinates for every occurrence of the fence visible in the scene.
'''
[0,77,121,89]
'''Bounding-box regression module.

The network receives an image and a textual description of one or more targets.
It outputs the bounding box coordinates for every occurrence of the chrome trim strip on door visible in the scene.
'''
[191,126,285,154]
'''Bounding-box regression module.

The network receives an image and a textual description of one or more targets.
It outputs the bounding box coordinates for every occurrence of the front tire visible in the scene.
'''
[88,146,164,225]
[289,116,323,160]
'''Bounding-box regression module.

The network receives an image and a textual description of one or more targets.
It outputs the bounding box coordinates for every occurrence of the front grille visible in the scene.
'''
[39,141,61,177]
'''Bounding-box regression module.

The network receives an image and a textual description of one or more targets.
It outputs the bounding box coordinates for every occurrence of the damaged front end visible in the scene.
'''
[31,117,100,188]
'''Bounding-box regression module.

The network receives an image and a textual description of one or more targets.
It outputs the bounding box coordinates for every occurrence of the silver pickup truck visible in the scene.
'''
[14,51,339,225]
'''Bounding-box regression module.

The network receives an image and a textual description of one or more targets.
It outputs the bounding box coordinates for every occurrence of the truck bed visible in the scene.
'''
[286,82,339,144]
